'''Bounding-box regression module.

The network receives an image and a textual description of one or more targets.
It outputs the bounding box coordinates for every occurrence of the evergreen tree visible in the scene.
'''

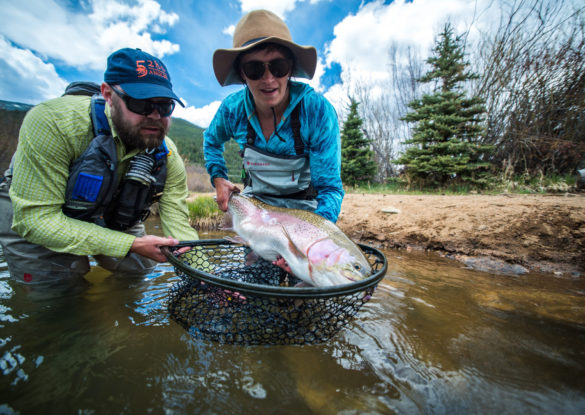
[395,23,492,188]
[340,98,377,186]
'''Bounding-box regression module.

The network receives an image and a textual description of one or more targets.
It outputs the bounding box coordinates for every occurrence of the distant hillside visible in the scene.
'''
[162,117,242,181]
[167,117,205,164]
[0,101,241,182]
[0,100,33,173]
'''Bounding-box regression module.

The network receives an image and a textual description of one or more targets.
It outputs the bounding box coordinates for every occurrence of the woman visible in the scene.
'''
[204,9,344,223]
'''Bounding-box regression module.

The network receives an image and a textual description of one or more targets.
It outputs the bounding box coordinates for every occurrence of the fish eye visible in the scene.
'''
[354,264,362,271]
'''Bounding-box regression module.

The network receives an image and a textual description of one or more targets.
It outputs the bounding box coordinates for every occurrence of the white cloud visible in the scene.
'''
[223,25,236,36]
[239,0,298,18]
[173,100,222,129]
[306,57,326,92]
[0,36,68,103]
[323,82,349,120]
[90,0,180,61]
[326,0,486,77]
[322,0,493,114]
[0,0,181,103]
[0,0,180,71]
[238,0,330,19]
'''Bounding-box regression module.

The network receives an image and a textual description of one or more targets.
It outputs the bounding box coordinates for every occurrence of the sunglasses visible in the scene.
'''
[111,86,175,117]
[241,58,292,80]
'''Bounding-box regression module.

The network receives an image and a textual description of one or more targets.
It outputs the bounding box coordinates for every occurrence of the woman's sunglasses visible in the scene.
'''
[111,86,175,117]
[241,58,292,80]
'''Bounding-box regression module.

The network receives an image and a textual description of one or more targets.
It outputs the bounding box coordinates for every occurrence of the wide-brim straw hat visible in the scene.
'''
[213,9,317,86]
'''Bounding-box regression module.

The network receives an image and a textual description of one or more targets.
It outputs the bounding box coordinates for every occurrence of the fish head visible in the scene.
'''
[226,193,265,224]
[307,239,372,286]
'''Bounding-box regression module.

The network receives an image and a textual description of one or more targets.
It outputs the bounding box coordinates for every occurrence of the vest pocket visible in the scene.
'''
[246,166,305,195]
[243,146,310,196]
[71,173,103,202]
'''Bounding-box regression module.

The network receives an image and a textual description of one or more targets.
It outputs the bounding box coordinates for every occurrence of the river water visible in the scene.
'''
[1,220,584,414]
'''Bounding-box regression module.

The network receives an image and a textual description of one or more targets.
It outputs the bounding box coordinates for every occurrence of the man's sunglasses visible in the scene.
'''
[111,86,175,117]
[241,58,292,81]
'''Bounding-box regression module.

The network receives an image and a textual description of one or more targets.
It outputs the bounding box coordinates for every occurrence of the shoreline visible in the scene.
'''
[187,192,585,276]
[336,192,585,276]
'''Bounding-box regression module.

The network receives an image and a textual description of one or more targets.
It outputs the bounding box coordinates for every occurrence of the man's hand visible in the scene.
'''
[130,235,179,262]
[213,177,240,211]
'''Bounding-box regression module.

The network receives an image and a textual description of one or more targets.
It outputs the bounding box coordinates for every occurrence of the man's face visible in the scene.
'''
[104,84,171,150]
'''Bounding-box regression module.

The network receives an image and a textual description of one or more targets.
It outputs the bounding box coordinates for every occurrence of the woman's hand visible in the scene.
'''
[213,177,240,211]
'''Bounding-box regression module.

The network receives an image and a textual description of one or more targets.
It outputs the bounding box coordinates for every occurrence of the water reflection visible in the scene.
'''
[0,222,584,414]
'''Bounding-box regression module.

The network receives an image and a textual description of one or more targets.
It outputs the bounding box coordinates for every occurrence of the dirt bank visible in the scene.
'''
[336,193,585,275]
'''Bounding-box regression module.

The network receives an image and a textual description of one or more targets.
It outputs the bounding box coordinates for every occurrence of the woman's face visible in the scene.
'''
[240,48,291,113]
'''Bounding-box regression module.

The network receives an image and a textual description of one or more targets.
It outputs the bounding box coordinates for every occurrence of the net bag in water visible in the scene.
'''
[163,240,387,345]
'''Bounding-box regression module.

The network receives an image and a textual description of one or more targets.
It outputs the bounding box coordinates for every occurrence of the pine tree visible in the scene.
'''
[340,98,377,187]
[395,23,492,188]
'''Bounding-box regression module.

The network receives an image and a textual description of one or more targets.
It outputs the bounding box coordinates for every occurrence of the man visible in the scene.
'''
[0,48,198,286]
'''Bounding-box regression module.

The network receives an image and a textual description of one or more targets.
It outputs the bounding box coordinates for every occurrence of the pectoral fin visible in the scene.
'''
[244,250,261,266]
[224,235,248,245]
[281,225,306,260]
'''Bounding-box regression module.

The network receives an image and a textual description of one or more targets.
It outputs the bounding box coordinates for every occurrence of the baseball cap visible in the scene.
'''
[104,48,184,107]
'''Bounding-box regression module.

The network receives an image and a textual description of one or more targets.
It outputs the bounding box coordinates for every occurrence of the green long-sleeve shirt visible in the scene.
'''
[9,94,198,258]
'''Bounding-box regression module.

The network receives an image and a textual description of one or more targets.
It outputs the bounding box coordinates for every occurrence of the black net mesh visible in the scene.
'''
[164,240,387,345]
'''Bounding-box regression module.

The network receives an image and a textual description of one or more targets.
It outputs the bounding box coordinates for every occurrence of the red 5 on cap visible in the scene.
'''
[104,48,184,106]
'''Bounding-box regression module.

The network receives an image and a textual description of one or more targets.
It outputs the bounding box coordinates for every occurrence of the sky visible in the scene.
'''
[0,0,496,128]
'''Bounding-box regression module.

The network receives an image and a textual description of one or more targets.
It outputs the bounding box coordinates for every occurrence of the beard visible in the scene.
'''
[110,98,169,150]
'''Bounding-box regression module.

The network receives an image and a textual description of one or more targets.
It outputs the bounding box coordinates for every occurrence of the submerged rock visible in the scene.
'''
[454,255,529,275]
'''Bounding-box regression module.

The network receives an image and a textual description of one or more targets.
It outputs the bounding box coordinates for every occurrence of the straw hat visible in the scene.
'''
[213,10,317,86]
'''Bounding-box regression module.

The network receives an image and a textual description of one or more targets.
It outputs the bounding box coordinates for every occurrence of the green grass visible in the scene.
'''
[344,180,492,195]
[186,196,222,221]
[345,173,578,195]
[495,172,575,194]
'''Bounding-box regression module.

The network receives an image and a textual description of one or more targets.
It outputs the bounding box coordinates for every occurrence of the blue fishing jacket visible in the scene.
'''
[204,81,344,222]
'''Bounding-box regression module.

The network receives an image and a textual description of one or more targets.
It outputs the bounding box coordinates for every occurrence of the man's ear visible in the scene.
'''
[101,83,113,104]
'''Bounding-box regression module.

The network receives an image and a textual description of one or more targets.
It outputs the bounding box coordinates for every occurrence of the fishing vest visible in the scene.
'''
[240,105,318,211]
[62,90,168,230]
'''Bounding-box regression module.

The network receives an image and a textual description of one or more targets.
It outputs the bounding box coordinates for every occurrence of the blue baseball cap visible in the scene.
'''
[104,48,184,107]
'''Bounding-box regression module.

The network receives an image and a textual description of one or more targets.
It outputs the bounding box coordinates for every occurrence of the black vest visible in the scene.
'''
[62,93,168,230]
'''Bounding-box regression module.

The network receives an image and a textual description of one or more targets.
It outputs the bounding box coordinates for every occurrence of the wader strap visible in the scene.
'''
[246,121,255,146]
[90,95,111,136]
[290,106,303,155]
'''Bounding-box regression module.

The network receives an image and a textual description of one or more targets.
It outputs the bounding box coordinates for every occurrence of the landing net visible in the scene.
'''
[163,240,387,345]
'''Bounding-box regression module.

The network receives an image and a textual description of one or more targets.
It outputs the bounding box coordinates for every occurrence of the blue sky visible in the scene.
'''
[0,0,495,127]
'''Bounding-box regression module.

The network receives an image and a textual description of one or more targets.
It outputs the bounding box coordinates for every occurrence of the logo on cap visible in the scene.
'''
[136,59,169,80]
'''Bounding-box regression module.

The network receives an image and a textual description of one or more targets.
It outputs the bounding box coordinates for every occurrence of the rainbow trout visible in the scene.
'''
[223,194,372,287]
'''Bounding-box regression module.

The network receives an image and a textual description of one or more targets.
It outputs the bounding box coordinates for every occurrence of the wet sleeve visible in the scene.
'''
[10,102,135,257]
[304,95,345,223]
[157,138,199,241]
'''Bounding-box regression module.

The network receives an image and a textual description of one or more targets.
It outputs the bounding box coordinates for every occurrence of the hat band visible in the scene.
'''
[240,37,268,47]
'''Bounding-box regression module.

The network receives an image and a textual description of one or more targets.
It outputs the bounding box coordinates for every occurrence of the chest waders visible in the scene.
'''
[240,105,318,211]
[62,93,168,230]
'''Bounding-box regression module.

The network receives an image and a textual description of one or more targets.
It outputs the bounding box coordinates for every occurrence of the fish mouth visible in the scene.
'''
[342,272,359,283]
[342,265,370,283]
